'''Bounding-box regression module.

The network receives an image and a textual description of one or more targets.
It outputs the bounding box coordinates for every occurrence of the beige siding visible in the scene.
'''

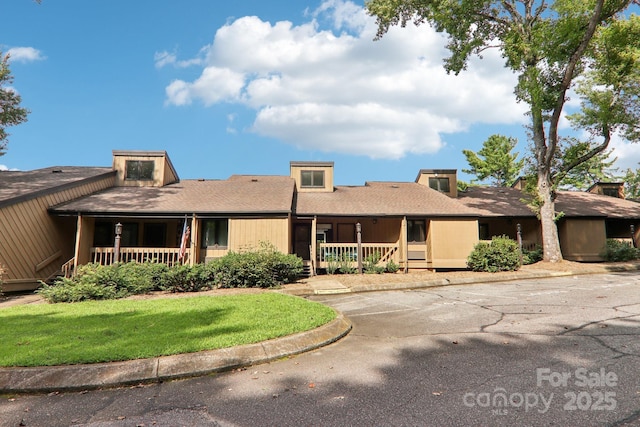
[228,218,289,253]
[75,216,95,266]
[416,170,458,198]
[112,152,178,187]
[290,162,334,193]
[0,176,114,291]
[559,219,606,261]
[429,219,479,268]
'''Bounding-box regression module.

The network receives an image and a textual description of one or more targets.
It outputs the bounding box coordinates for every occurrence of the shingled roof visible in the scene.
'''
[50,175,295,215]
[295,181,480,216]
[458,186,640,219]
[0,166,115,208]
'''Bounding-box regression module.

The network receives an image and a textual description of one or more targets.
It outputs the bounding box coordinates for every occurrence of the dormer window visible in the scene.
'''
[428,177,450,193]
[125,160,154,181]
[301,170,325,188]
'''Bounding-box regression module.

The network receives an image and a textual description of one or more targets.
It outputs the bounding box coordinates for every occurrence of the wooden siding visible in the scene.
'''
[559,218,606,261]
[228,217,289,253]
[75,216,95,266]
[112,153,178,187]
[415,170,458,198]
[0,175,115,291]
[290,162,334,193]
[429,219,479,268]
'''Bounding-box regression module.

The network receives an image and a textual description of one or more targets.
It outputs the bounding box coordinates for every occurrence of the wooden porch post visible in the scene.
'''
[356,222,363,274]
[401,216,408,273]
[189,214,198,266]
[73,214,83,271]
[311,216,317,275]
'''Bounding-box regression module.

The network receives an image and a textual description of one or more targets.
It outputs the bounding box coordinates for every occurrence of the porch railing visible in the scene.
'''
[91,247,189,266]
[317,243,399,267]
[61,257,76,278]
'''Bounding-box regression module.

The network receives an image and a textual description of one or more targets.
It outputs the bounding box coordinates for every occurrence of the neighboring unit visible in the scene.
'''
[1,150,638,291]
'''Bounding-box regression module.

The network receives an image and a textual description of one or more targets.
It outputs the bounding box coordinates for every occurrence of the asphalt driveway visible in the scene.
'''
[2,272,640,426]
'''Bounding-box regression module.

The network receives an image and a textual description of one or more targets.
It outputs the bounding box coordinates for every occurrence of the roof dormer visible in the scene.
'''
[415,169,458,198]
[587,182,625,199]
[290,161,334,192]
[112,150,179,187]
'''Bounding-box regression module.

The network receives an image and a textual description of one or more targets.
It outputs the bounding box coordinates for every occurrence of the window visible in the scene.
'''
[93,222,138,246]
[201,219,228,248]
[479,223,490,240]
[120,223,139,246]
[94,222,114,246]
[143,223,167,247]
[125,160,154,181]
[602,187,619,198]
[428,177,450,193]
[407,219,426,243]
[301,170,325,188]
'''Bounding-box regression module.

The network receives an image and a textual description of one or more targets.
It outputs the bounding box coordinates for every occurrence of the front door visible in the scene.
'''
[294,224,311,260]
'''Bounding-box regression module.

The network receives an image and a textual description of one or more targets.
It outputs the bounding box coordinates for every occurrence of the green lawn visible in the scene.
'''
[0,293,336,367]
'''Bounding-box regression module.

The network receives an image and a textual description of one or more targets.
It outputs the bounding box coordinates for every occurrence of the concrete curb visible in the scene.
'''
[0,314,352,394]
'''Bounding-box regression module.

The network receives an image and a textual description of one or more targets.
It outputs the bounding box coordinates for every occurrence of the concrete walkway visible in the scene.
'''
[1,261,639,394]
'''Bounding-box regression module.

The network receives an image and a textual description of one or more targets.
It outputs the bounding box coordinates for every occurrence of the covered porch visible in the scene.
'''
[63,215,198,276]
[62,213,291,277]
[292,216,479,273]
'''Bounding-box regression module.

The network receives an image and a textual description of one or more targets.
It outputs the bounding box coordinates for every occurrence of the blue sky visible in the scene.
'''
[2,0,638,185]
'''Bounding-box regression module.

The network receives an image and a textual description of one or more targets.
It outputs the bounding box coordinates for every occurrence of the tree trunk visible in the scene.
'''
[538,172,563,262]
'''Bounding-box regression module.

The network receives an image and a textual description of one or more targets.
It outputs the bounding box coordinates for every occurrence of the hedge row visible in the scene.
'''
[37,245,303,303]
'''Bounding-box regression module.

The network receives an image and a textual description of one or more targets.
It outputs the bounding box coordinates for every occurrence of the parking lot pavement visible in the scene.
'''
[3,272,640,427]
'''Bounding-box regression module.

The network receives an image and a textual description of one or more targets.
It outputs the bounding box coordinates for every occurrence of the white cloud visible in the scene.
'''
[610,134,640,171]
[0,164,19,171]
[6,47,45,63]
[154,49,205,69]
[162,0,526,159]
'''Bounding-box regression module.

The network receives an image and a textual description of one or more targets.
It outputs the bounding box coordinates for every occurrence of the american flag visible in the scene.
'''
[178,219,190,261]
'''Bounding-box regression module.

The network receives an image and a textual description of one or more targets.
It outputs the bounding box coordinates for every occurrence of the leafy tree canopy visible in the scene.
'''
[367,0,640,262]
[623,166,640,199]
[554,139,618,190]
[462,134,524,187]
[0,52,29,157]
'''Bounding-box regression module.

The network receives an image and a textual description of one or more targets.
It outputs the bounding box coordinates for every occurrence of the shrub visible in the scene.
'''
[211,243,303,288]
[37,262,163,303]
[467,235,521,272]
[363,252,385,274]
[337,255,357,274]
[159,263,213,293]
[385,259,400,273]
[326,255,340,274]
[602,239,640,262]
[522,246,543,265]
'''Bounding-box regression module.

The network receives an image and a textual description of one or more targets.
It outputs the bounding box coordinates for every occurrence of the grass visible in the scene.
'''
[0,293,336,367]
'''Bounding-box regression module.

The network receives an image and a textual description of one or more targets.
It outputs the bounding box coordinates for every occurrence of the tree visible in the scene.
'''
[0,52,29,156]
[462,134,524,186]
[555,138,618,190]
[367,0,640,262]
[623,166,640,199]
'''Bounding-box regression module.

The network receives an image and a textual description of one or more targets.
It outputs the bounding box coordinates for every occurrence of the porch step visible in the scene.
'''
[301,261,313,278]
